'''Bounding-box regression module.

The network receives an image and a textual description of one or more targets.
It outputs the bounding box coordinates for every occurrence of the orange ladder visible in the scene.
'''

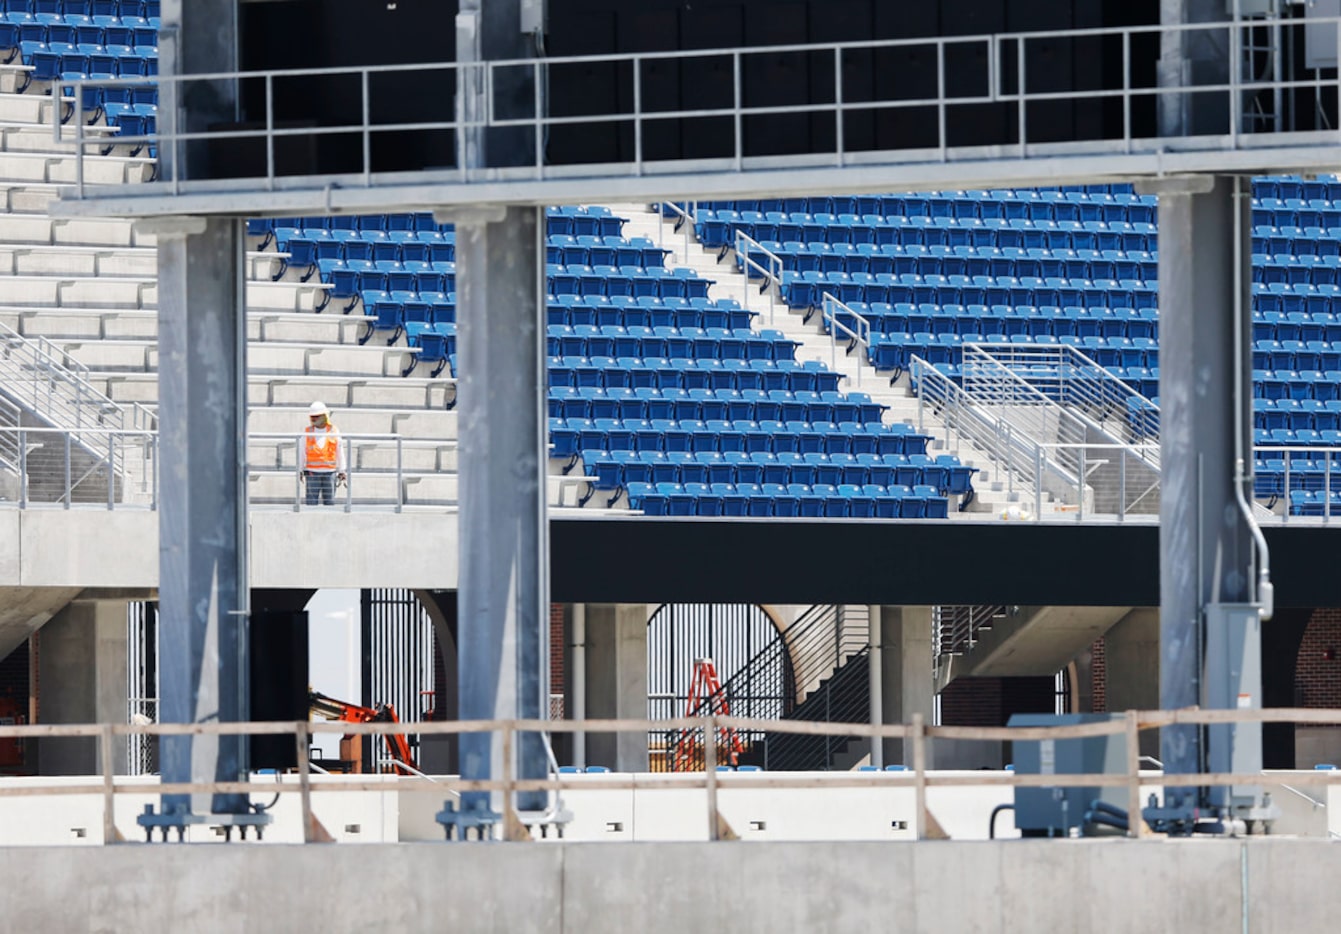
[672,657,744,770]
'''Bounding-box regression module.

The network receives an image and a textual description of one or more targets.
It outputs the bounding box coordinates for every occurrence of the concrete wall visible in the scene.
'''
[3,838,1339,933]
[0,509,459,591]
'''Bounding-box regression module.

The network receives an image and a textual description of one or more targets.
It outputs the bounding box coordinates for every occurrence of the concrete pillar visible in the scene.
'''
[877,606,935,767]
[36,598,128,775]
[582,604,647,772]
[1103,608,1161,760]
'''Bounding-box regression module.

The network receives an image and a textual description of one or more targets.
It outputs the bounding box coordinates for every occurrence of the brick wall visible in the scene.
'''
[550,603,565,700]
[1091,638,1107,713]
[1297,608,1341,709]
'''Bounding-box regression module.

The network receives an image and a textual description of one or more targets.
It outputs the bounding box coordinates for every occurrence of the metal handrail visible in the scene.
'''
[52,16,1341,207]
[819,291,870,386]
[733,229,783,326]
[656,201,697,266]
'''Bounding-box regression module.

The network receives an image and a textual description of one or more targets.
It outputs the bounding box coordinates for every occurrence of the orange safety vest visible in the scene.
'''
[304,423,340,471]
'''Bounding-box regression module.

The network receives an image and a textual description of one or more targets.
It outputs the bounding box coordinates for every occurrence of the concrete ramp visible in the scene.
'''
[945,605,1132,682]
[0,586,81,659]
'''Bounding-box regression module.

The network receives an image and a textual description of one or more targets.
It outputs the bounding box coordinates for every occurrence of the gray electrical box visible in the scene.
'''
[1009,713,1126,837]
[1203,603,1265,809]
[1306,0,1340,70]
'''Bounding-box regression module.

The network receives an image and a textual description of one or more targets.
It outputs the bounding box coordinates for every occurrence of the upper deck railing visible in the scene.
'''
[48,16,1341,217]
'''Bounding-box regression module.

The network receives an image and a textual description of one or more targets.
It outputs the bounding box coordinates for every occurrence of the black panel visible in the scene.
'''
[249,610,309,770]
[550,520,1341,610]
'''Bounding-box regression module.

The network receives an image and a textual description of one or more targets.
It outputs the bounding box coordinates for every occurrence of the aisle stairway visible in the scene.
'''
[609,202,1054,519]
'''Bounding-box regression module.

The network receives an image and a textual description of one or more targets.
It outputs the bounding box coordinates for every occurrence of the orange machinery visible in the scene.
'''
[307,689,418,776]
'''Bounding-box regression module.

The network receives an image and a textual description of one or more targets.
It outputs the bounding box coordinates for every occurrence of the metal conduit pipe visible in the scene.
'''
[1231,174,1274,619]
[988,803,1015,840]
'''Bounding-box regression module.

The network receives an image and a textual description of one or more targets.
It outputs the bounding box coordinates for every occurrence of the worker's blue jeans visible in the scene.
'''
[305,471,336,506]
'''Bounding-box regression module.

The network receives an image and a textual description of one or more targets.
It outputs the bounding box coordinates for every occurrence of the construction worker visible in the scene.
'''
[300,401,346,506]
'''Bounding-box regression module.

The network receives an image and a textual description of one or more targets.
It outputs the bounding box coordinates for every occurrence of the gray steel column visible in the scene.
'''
[153,0,247,821]
[454,206,549,815]
[451,0,548,823]
[156,218,249,819]
[1158,0,1234,137]
[1155,175,1255,812]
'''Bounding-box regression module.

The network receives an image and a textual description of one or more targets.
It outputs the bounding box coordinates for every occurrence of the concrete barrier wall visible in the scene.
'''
[4,839,1340,933]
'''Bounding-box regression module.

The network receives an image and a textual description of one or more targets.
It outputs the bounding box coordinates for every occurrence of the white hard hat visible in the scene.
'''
[308,401,329,417]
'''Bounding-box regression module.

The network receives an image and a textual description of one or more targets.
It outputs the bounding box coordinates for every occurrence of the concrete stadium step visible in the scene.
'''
[0,243,157,276]
[0,90,71,125]
[246,342,418,378]
[43,338,155,371]
[0,181,61,212]
[0,307,371,345]
[248,375,455,411]
[3,212,150,247]
[0,148,154,185]
[246,406,456,439]
[0,122,119,155]
[0,274,155,308]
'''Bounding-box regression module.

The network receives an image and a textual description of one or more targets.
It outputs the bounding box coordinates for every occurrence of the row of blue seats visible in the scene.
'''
[548,265,713,300]
[546,327,793,363]
[754,242,1159,280]
[548,360,858,396]
[1256,428,1341,447]
[570,446,972,491]
[547,234,669,268]
[1,0,159,16]
[782,271,1159,311]
[13,42,156,89]
[915,361,1162,401]
[834,303,1160,340]
[1254,226,1341,257]
[1254,398,1341,432]
[701,194,1158,229]
[701,214,1158,252]
[1252,340,1341,372]
[545,295,753,331]
[1253,311,1341,343]
[871,332,1156,373]
[1256,454,1341,492]
[547,389,890,429]
[552,414,930,457]
[257,206,622,240]
[548,360,844,397]
[1288,490,1341,516]
[689,185,1150,217]
[624,481,952,519]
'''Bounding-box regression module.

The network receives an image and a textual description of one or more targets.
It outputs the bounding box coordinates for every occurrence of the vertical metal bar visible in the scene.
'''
[704,714,720,840]
[633,56,643,175]
[1034,444,1043,520]
[396,435,404,513]
[64,432,71,509]
[75,80,85,199]
[101,723,116,844]
[834,47,844,167]
[534,61,544,179]
[911,711,927,839]
[18,428,26,509]
[344,440,353,513]
[1123,31,1132,154]
[937,40,947,161]
[1230,15,1241,146]
[1017,36,1026,156]
[296,721,313,843]
[1283,452,1291,522]
[150,431,157,511]
[732,51,743,172]
[294,432,302,512]
[360,69,371,186]
[1119,448,1127,522]
[1125,709,1144,838]
[266,74,276,190]
[107,433,115,510]
[1078,446,1086,523]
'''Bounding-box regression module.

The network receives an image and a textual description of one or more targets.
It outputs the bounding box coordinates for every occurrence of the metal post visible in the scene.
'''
[705,714,719,840]
[572,604,586,769]
[868,605,883,769]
